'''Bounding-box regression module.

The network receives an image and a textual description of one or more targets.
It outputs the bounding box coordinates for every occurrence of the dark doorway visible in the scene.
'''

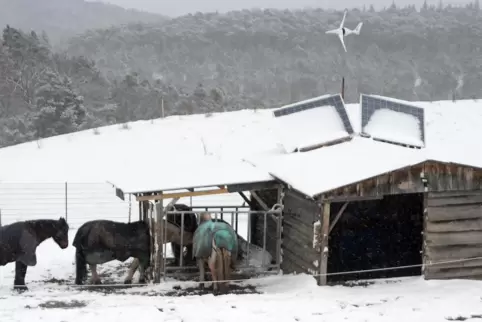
[327,193,424,283]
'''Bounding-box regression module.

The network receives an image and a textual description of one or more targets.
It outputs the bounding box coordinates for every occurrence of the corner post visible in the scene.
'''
[421,167,429,279]
[319,198,331,286]
[276,185,285,273]
[154,195,164,283]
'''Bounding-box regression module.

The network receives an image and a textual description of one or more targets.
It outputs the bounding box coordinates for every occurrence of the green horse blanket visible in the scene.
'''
[193,220,238,261]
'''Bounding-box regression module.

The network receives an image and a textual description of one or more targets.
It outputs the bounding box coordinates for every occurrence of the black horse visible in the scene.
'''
[0,217,69,290]
[72,219,151,285]
[166,204,198,266]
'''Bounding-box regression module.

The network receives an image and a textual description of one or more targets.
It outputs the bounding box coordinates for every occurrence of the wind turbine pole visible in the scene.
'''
[341,77,345,100]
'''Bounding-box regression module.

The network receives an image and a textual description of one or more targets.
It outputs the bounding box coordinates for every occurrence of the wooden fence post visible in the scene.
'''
[64,182,68,222]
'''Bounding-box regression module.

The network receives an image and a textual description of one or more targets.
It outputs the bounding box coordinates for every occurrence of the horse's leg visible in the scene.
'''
[138,260,147,284]
[13,261,28,291]
[89,264,101,284]
[124,258,139,284]
[198,258,205,289]
[208,247,218,294]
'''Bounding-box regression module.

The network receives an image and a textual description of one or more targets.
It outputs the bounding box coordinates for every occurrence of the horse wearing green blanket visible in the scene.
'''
[193,213,238,294]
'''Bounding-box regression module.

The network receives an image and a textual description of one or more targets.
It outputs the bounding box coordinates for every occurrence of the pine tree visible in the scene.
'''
[33,70,86,138]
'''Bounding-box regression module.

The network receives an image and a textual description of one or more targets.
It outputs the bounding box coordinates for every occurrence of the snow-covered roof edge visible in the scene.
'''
[306,157,482,199]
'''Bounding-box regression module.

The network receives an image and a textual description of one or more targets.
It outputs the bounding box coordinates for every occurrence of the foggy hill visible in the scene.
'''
[0,0,168,43]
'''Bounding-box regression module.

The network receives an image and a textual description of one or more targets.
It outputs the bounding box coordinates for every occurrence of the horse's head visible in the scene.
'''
[52,217,69,249]
[199,212,212,224]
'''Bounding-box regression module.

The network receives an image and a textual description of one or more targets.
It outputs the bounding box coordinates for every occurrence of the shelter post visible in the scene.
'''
[154,195,164,283]
[421,169,429,277]
[276,185,285,272]
[319,199,331,285]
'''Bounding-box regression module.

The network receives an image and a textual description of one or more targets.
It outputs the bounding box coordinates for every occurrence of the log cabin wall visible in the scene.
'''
[424,190,482,280]
[280,189,320,275]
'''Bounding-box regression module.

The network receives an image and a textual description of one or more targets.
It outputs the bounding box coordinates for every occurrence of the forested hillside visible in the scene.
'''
[65,2,482,105]
[1,3,482,149]
[0,0,167,43]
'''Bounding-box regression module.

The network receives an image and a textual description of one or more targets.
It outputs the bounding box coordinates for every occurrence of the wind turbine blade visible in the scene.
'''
[339,10,347,29]
[338,34,347,52]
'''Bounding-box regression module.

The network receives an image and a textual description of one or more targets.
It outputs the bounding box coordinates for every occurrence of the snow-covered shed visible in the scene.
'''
[248,94,482,285]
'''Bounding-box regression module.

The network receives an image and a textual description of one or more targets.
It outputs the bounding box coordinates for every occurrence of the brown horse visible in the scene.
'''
[194,213,238,295]
[124,218,194,284]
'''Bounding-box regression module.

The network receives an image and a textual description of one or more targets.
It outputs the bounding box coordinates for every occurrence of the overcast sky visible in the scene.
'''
[92,0,471,17]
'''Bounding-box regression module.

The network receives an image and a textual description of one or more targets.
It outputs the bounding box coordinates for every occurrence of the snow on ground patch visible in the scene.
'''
[363,108,424,147]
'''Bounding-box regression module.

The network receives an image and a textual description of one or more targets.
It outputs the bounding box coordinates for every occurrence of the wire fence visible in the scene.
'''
[0,182,247,229]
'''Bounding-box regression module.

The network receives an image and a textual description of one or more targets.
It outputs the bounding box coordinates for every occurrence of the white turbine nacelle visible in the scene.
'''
[326,10,363,52]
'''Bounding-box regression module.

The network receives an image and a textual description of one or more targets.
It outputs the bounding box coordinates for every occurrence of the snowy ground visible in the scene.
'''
[1,233,482,322]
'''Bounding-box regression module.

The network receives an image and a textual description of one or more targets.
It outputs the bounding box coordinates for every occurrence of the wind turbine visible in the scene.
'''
[326,10,363,52]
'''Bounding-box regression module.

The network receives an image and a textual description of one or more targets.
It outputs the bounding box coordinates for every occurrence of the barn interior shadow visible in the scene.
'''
[327,193,424,283]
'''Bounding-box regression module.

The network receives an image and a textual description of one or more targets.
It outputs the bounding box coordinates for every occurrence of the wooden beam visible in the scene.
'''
[319,201,331,286]
[164,197,181,212]
[320,195,383,203]
[329,202,349,233]
[238,191,254,207]
[227,181,277,193]
[136,188,229,201]
[251,190,269,211]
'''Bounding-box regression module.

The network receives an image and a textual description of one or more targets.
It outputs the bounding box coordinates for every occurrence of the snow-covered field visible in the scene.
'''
[2,96,482,321]
[1,235,482,322]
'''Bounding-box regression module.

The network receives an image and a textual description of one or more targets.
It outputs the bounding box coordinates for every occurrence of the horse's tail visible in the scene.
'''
[75,247,87,285]
[73,225,90,285]
[216,247,231,293]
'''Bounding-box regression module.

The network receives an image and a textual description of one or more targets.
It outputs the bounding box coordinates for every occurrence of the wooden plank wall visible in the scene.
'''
[425,190,482,279]
[281,190,320,275]
[249,189,279,264]
[322,161,482,201]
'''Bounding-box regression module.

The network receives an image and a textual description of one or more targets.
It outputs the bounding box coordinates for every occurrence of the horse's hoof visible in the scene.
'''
[124,279,132,285]
[13,285,28,292]
[92,280,102,285]
[138,278,146,284]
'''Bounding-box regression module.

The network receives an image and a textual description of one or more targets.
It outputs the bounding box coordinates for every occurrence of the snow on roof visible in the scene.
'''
[110,157,274,194]
[1,96,482,198]
[272,94,353,151]
[361,94,425,148]
[249,137,427,198]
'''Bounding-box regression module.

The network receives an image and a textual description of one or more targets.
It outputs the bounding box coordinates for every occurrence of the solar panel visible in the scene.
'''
[271,94,354,152]
[360,94,425,148]
[273,94,354,134]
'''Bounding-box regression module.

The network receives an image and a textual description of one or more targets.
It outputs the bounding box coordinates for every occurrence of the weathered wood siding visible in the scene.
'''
[322,161,482,201]
[424,190,482,279]
[281,190,320,275]
[249,189,279,265]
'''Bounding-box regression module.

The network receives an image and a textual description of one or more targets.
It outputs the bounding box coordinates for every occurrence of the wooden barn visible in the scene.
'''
[247,93,482,285]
